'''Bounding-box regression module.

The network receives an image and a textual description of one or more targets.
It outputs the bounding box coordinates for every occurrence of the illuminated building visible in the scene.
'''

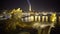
[21,11,57,23]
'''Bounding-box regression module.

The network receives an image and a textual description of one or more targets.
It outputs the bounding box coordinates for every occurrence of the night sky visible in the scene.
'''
[1,0,60,11]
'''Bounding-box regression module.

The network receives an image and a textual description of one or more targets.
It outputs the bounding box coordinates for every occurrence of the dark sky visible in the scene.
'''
[1,0,60,11]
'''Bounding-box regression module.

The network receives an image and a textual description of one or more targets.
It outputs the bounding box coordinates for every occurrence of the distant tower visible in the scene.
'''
[27,0,31,11]
[29,5,31,11]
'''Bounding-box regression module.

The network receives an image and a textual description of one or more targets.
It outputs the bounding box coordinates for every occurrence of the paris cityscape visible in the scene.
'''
[0,0,60,34]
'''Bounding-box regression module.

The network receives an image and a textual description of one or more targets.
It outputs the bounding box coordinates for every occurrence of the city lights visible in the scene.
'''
[45,16,48,22]
[50,13,56,22]
[38,16,41,22]
[28,16,34,22]
[21,12,57,23]
[35,16,38,21]
[42,16,45,22]
[0,0,60,34]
